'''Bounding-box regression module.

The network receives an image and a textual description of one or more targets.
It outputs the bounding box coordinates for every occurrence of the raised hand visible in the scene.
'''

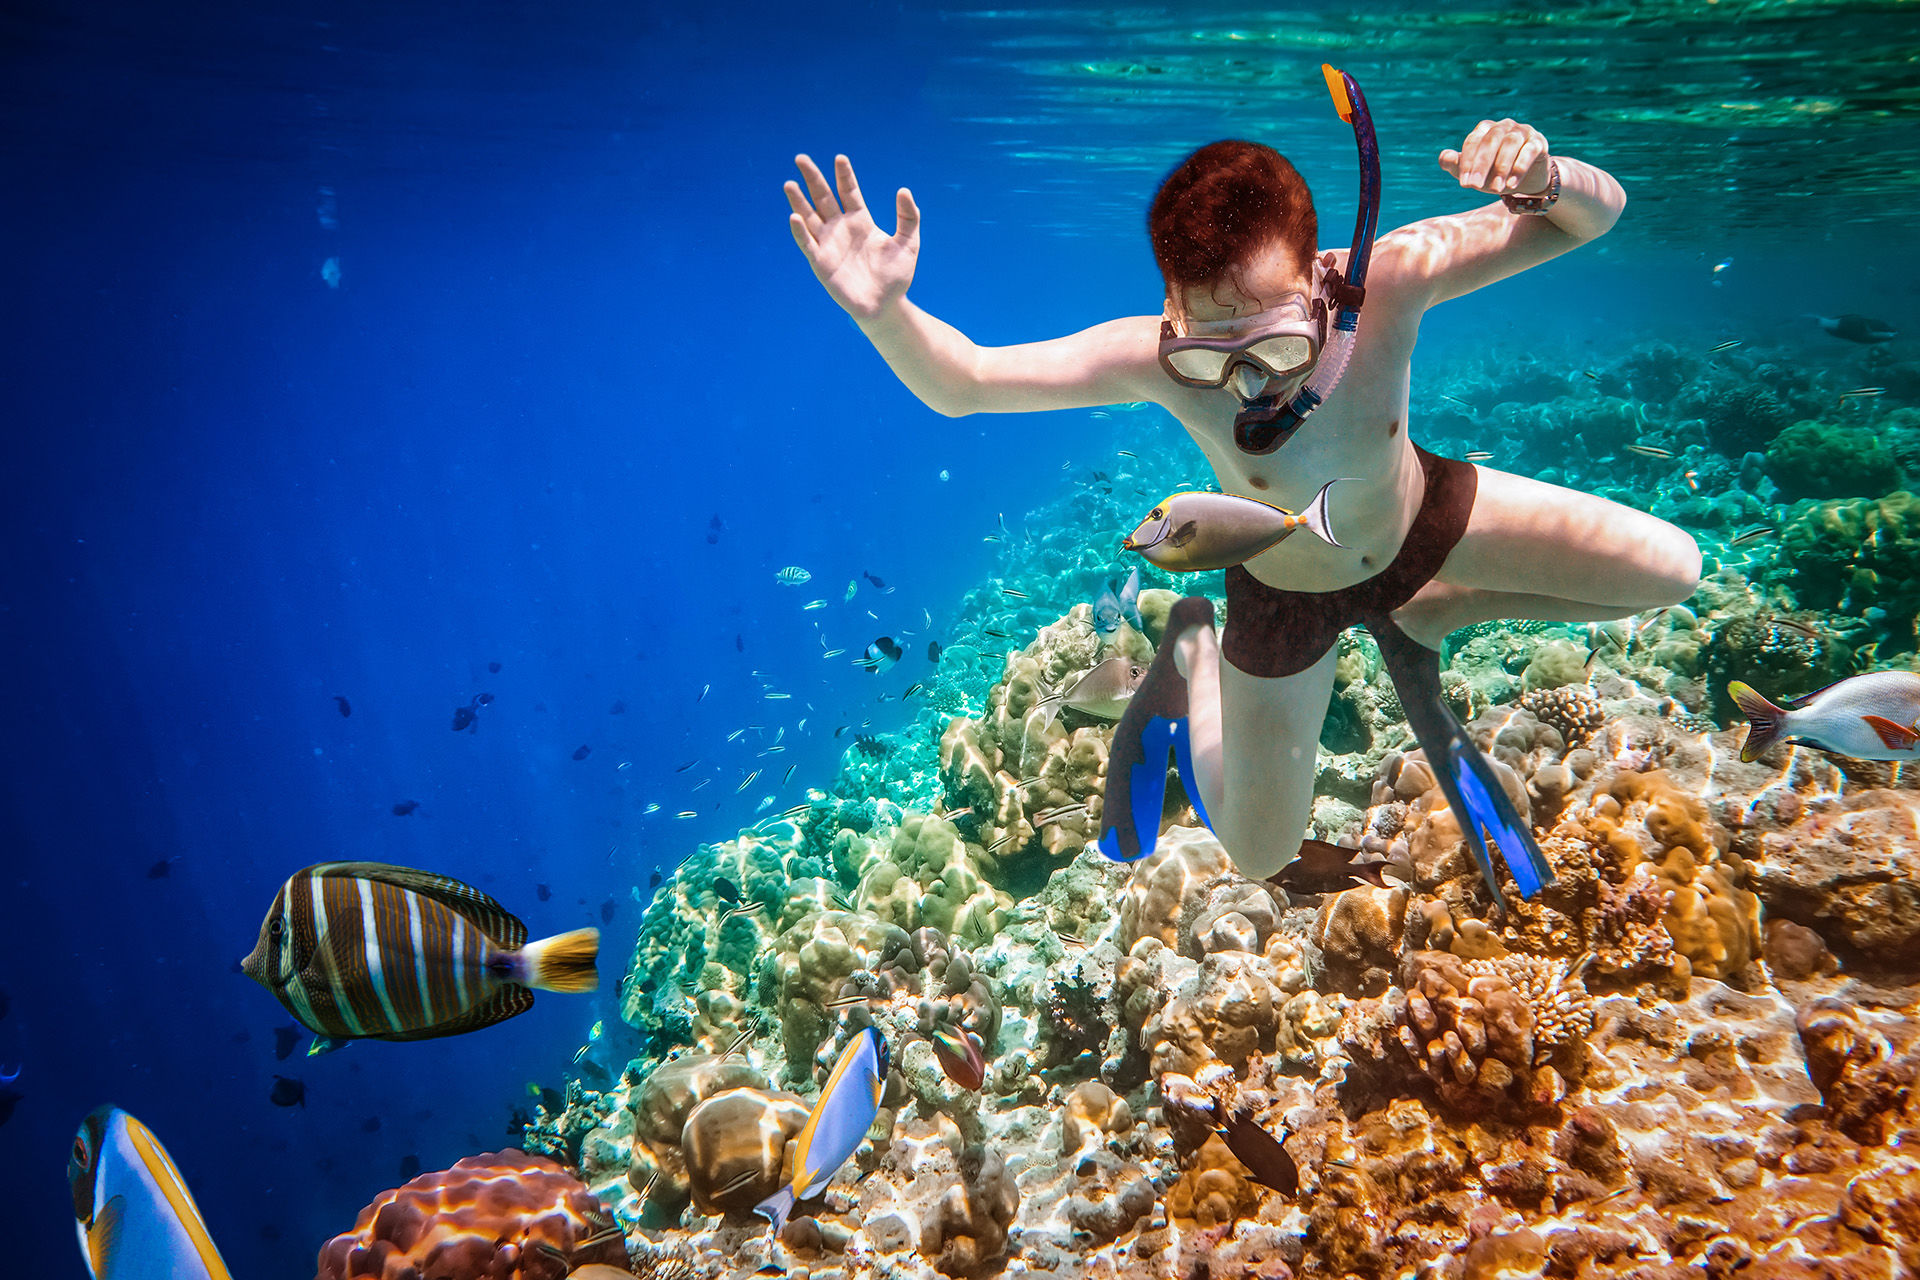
[785,153,921,321]
[1438,119,1552,196]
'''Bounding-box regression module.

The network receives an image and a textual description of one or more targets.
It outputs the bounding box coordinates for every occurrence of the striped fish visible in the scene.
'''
[70,1106,232,1280]
[240,862,598,1051]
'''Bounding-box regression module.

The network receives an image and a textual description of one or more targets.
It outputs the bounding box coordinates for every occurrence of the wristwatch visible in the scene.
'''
[1502,157,1560,215]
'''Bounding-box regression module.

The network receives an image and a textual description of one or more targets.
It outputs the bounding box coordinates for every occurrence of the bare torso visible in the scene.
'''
[1139,246,1430,592]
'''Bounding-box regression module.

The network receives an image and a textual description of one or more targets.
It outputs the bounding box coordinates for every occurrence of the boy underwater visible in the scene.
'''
[784,67,1700,904]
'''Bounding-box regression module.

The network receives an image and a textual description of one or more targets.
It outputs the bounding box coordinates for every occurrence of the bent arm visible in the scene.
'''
[1376,155,1627,310]
[855,303,1165,417]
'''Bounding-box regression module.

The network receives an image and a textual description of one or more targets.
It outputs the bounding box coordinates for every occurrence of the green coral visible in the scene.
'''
[1764,419,1900,501]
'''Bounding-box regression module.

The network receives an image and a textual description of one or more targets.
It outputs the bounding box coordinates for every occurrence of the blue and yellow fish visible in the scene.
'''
[241,862,598,1053]
[70,1105,232,1280]
[755,1026,890,1232]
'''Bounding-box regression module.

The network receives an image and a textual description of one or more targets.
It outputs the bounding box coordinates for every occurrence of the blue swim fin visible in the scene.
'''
[1369,620,1553,906]
[1098,598,1216,862]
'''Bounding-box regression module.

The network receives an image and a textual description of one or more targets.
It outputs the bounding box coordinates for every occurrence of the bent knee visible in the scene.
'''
[1647,521,1704,605]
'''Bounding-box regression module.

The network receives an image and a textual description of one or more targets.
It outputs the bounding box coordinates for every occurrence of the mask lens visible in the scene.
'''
[1164,347,1231,384]
[1242,334,1315,374]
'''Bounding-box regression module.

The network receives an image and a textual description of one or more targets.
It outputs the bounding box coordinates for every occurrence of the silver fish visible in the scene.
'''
[1732,672,1920,761]
[1124,480,1344,572]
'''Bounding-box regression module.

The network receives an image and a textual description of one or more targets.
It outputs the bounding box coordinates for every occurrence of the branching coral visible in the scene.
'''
[1393,949,1593,1104]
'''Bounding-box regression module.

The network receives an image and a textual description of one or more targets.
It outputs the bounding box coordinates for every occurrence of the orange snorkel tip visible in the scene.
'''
[1321,63,1353,122]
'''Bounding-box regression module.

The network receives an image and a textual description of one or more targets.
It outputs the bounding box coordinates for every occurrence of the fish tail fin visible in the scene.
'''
[1728,681,1786,762]
[520,927,600,993]
[1302,479,1346,549]
[754,1184,795,1235]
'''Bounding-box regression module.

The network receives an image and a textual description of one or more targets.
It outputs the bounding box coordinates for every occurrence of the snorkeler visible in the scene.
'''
[784,66,1700,897]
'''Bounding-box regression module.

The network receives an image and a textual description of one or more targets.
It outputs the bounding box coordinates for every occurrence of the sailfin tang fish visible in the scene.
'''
[754,1027,889,1233]
[70,1106,233,1279]
[1124,480,1346,572]
[240,863,598,1046]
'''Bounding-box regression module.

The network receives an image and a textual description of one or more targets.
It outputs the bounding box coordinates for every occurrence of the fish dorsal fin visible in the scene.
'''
[381,985,535,1042]
[1862,714,1920,751]
[315,862,527,947]
[1784,680,1842,709]
[88,1194,127,1278]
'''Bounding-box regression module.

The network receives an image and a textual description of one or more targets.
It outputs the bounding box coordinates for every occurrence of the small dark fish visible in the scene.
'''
[714,876,741,903]
[488,661,502,673]
[982,627,1010,639]
[1583,370,1601,381]
[675,758,699,773]
[1730,525,1774,546]
[609,700,626,715]
[904,682,925,698]
[928,640,944,663]
[649,870,663,888]
[391,800,419,816]
[736,634,745,652]
[273,1025,301,1061]
[1838,386,1887,403]
[856,636,903,674]
[1001,587,1029,599]
[536,882,552,901]
[1265,839,1395,896]
[399,1154,421,1180]
[146,858,173,880]
[0,1086,20,1128]
[452,706,478,732]
[1708,339,1741,354]
[1217,1107,1299,1195]
[333,695,351,718]
[1624,443,1673,460]
[360,1115,381,1134]
[864,570,888,590]
[572,744,592,761]
[269,1076,307,1108]
[600,899,616,925]
[1814,313,1896,344]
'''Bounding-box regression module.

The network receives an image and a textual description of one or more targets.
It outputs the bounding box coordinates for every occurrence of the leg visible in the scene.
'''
[1436,466,1702,610]
[1390,583,1654,651]
[1189,641,1339,880]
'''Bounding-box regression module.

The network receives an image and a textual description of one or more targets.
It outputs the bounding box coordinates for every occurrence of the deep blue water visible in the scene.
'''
[4,0,1916,1273]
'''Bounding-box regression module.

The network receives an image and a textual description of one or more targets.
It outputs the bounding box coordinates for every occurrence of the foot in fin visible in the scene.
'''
[1099,598,1216,862]
[1369,621,1553,903]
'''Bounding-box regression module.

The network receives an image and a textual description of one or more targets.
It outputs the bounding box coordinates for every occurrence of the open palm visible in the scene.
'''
[785,153,920,321]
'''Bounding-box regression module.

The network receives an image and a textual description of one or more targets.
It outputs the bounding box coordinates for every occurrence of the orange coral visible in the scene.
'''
[315,1150,625,1280]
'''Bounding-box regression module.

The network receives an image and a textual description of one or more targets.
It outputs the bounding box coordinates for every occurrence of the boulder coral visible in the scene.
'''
[316,1150,627,1280]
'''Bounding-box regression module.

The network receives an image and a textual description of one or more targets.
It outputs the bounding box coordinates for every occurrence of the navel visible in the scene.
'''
[1387,419,1400,437]
[1361,555,1376,568]
[1247,476,1270,491]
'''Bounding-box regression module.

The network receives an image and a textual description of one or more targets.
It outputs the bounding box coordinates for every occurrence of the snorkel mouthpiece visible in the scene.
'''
[1233,64,1380,458]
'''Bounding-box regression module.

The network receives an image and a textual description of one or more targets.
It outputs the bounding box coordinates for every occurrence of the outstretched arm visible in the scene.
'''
[1370,119,1628,310]
[786,153,1163,417]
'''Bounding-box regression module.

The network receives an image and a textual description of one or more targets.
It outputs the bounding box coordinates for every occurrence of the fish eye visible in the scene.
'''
[270,918,283,937]
[1149,507,1164,519]
[72,1134,88,1164]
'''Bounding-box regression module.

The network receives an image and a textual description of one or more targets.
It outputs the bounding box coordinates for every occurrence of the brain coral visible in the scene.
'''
[316,1150,626,1280]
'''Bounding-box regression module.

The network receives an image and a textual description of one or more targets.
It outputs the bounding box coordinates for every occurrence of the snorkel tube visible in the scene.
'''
[1235,64,1382,456]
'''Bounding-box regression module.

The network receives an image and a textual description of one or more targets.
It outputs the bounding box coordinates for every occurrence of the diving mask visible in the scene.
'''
[1159,261,1328,392]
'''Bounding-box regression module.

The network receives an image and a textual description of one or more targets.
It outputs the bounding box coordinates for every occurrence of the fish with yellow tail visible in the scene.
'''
[1731,673,1920,762]
[70,1105,233,1280]
[1123,479,1346,572]
[241,862,598,1055]
[755,1026,890,1233]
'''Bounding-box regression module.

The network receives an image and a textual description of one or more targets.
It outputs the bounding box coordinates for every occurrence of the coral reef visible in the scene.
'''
[496,339,1920,1280]
[316,1150,626,1279]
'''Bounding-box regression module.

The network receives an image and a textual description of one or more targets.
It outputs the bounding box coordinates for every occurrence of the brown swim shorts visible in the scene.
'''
[1221,445,1479,679]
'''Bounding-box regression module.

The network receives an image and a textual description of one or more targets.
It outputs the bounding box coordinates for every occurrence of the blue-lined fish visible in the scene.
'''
[240,863,598,1052]
[737,770,760,793]
[802,599,829,610]
[821,648,847,659]
[71,1106,232,1279]
[1463,450,1494,462]
[754,1027,890,1232]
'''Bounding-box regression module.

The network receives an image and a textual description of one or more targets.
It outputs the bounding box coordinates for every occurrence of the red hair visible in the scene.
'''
[1148,140,1317,298]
